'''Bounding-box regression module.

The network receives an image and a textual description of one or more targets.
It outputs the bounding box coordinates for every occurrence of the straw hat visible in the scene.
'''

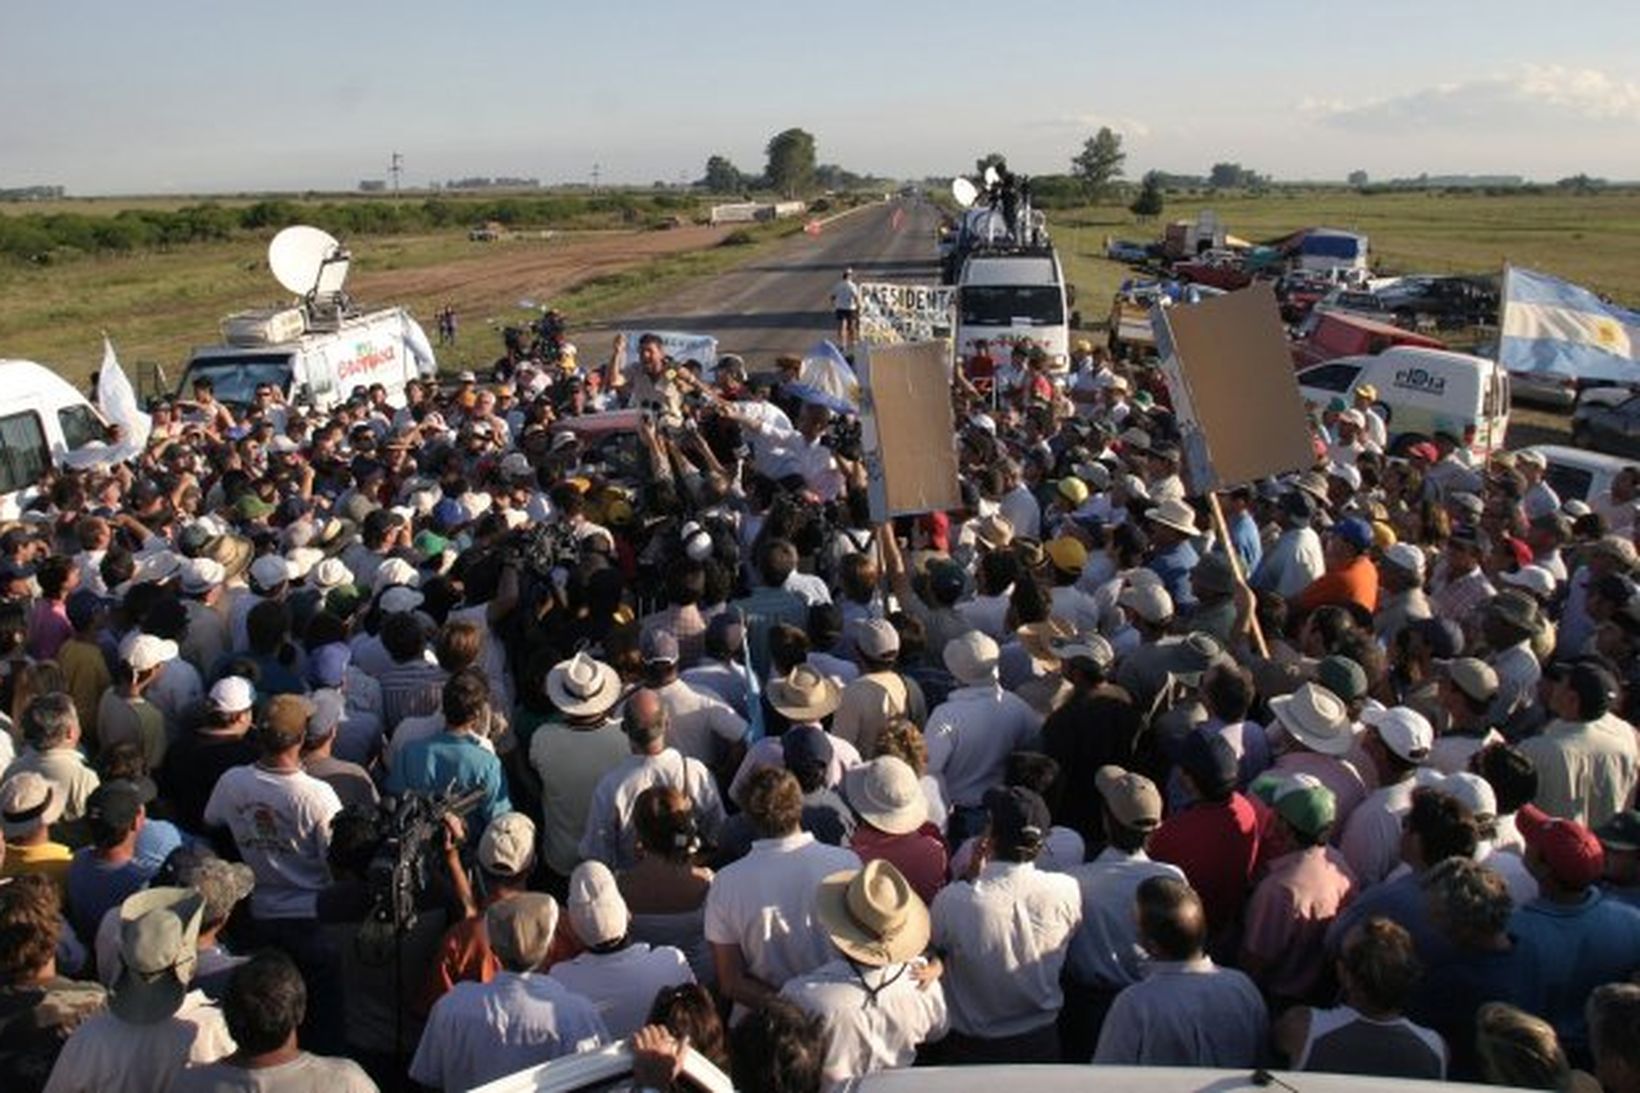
[545,653,621,718]
[973,514,1015,551]
[814,860,930,967]
[844,757,927,836]
[1016,617,1075,667]
[768,664,843,722]
[202,534,253,581]
[1268,682,1353,756]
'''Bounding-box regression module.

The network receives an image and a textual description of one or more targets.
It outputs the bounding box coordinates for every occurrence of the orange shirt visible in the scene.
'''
[1295,555,1379,615]
[418,900,582,1015]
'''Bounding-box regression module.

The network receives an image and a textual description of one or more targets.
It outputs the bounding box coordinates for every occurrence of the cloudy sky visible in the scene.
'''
[4,0,1637,193]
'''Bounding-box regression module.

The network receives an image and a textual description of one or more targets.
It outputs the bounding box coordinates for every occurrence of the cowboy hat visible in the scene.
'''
[768,664,843,722]
[1268,682,1353,757]
[1145,498,1198,537]
[202,534,254,582]
[545,653,621,718]
[1016,617,1075,667]
[844,757,926,836]
[814,859,930,967]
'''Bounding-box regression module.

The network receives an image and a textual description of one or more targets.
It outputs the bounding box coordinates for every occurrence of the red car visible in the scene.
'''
[1173,250,1253,291]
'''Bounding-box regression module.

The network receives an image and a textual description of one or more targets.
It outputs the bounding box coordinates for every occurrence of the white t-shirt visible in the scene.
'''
[409,972,608,1092]
[44,991,235,1093]
[782,957,949,1089]
[203,764,342,920]
[547,943,695,1041]
[831,279,861,311]
[654,678,747,765]
[581,750,726,869]
[704,832,861,997]
[172,1051,378,1093]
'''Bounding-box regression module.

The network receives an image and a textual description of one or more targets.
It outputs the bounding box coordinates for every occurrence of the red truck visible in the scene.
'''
[1290,310,1446,370]
[1172,250,1254,291]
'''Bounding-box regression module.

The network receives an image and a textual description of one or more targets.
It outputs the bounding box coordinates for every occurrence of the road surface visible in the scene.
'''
[600,199,943,363]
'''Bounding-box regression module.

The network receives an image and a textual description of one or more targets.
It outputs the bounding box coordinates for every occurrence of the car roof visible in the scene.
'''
[1526,444,1636,472]
[853,1066,1491,1092]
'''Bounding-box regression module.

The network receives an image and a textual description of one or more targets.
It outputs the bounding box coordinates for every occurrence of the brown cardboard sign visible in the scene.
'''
[857,340,962,520]
[1152,283,1313,493]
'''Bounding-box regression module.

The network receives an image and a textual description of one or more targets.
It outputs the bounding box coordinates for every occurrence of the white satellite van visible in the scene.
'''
[0,359,111,519]
[955,248,1072,369]
[178,226,436,411]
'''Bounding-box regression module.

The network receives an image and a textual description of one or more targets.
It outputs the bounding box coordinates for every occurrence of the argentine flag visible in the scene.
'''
[1500,266,1639,383]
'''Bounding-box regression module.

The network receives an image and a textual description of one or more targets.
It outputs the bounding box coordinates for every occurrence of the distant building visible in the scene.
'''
[0,185,66,201]
[443,176,542,191]
[359,179,387,192]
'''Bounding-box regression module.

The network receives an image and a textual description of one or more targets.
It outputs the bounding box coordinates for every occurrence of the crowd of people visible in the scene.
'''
[3,323,1640,1093]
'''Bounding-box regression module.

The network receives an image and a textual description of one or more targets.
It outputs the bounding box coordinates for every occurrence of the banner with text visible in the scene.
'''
[858,282,955,345]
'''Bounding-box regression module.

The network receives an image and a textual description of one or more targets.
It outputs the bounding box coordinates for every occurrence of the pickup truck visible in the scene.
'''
[1376,276,1499,329]
[1172,250,1253,291]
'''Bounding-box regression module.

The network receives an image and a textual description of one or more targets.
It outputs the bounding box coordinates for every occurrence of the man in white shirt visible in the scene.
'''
[924,632,1043,840]
[580,690,726,869]
[830,268,861,348]
[1094,875,1268,1067]
[641,628,748,773]
[1063,766,1184,1060]
[1251,492,1326,601]
[411,893,608,1091]
[1338,707,1435,887]
[705,767,861,1016]
[46,888,236,1093]
[782,859,948,1088]
[930,787,1081,1063]
[1516,448,1561,521]
[549,860,694,1040]
[203,695,340,922]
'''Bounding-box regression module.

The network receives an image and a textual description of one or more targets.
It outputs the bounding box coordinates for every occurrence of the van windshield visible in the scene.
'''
[960,286,1064,326]
[183,356,292,408]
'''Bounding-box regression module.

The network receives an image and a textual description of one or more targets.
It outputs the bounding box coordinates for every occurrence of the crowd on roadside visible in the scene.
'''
[3,325,1640,1093]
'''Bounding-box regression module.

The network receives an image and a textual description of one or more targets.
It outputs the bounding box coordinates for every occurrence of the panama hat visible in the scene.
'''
[1145,498,1198,537]
[943,631,1000,685]
[814,859,931,967]
[973,514,1015,551]
[545,653,621,718]
[844,757,927,836]
[768,664,843,722]
[202,534,253,581]
[1268,682,1353,757]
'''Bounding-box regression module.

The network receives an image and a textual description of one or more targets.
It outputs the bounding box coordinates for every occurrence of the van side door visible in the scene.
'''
[0,410,51,496]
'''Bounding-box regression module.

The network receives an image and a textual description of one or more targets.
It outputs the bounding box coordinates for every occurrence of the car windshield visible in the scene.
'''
[960,286,1064,326]
[183,356,292,407]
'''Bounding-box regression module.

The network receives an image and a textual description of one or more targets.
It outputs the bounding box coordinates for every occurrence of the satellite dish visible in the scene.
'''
[983,165,1001,187]
[268,225,350,298]
[951,177,979,209]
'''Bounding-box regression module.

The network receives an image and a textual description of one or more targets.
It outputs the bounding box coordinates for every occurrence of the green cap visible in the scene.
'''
[413,530,449,560]
[1255,772,1336,838]
[1317,655,1367,704]
[1327,396,1349,413]
[236,493,275,520]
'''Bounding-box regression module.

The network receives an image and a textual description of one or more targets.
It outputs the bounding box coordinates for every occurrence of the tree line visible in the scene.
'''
[0,192,700,264]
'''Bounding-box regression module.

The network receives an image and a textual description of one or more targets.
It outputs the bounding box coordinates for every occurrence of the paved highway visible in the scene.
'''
[603,199,943,363]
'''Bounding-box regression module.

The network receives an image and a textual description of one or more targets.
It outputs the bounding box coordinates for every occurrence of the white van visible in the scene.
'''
[955,248,1071,369]
[1295,346,1510,458]
[0,360,112,519]
[179,306,436,413]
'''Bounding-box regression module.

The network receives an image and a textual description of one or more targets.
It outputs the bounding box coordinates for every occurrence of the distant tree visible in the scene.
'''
[1071,128,1126,199]
[701,155,744,193]
[765,128,817,198]
[975,152,1008,178]
[1347,169,1369,187]
[1556,173,1605,194]
[1129,172,1165,219]
[1209,162,1244,188]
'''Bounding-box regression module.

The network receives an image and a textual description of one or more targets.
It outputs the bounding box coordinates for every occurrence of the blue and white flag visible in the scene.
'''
[1500,266,1639,383]
[797,340,860,412]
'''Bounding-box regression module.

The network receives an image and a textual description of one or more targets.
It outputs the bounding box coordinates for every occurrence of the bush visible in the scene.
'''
[719,229,756,247]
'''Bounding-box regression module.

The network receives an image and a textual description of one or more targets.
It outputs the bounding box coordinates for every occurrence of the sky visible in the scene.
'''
[4,0,1639,194]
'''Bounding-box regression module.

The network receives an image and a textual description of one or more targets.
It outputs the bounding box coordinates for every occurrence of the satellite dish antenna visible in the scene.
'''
[268,225,351,298]
[951,177,979,209]
[983,164,1001,188]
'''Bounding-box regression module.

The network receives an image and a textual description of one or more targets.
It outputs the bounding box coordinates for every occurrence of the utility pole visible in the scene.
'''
[591,163,601,191]
[390,151,403,194]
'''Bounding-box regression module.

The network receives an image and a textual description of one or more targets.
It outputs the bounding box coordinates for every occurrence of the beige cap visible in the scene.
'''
[1095,765,1163,830]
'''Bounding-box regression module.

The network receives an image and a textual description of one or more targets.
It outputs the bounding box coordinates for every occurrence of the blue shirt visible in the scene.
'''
[386,732,512,836]
[66,850,156,941]
[1511,889,1640,1058]
[1146,540,1200,609]
[1326,868,1454,967]
[1228,510,1263,574]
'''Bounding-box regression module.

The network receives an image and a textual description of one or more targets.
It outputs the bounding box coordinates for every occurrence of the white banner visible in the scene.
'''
[622,330,720,372]
[858,282,955,345]
[96,337,151,460]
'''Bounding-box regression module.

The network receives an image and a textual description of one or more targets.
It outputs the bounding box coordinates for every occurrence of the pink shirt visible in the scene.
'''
[1272,751,1372,831]
[851,823,949,905]
[1241,846,1358,1002]
[27,599,73,661]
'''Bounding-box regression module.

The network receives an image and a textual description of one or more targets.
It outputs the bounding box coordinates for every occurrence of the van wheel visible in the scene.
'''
[1390,432,1428,457]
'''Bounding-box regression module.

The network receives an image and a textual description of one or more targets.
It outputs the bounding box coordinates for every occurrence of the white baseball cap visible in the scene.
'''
[120,633,178,673]
[249,554,294,591]
[567,860,630,948]
[1362,705,1434,763]
[208,676,255,715]
[1499,565,1557,599]
[178,557,226,596]
[1382,543,1426,579]
[1118,581,1174,624]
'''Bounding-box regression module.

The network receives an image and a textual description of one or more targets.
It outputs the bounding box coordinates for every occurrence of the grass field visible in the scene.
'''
[0,218,804,386]
[1053,189,1640,331]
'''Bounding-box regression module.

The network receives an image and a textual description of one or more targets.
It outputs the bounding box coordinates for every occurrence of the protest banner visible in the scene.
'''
[621,330,720,373]
[1151,283,1313,656]
[855,340,961,522]
[858,282,955,345]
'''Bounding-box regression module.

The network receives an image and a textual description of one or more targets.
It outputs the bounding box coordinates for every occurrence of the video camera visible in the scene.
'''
[360,785,487,946]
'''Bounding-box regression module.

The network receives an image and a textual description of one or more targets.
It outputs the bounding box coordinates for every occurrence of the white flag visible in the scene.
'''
[96,336,151,461]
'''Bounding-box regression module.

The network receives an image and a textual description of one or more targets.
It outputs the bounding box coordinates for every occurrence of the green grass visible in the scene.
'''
[1051,189,1640,331]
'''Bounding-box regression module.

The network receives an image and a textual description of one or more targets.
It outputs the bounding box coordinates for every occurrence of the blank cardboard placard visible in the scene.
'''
[857,340,961,520]
[1156,283,1313,491]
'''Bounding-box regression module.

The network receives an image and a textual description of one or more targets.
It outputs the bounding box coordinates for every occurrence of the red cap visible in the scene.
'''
[1504,536,1534,569]
[1519,804,1604,889]
[920,511,951,554]
[1408,442,1440,463]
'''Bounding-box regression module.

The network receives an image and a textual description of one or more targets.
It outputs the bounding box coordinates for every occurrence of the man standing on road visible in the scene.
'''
[830,268,862,349]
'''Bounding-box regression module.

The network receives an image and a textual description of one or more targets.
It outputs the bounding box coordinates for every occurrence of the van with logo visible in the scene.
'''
[0,359,114,520]
[1296,346,1510,458]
